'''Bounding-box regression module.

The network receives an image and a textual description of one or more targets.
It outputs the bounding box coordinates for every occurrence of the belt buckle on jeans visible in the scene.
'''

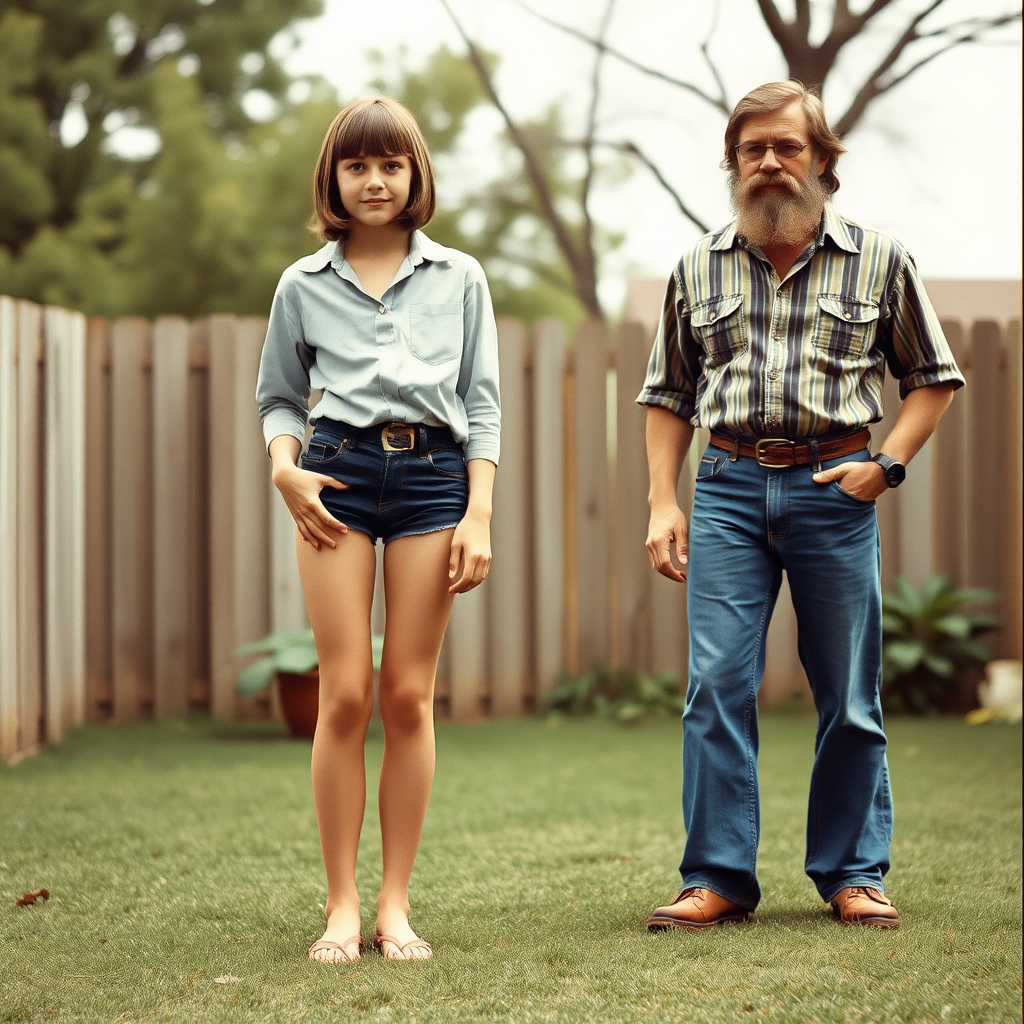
[382,424,416,452]
[754,438,796,468]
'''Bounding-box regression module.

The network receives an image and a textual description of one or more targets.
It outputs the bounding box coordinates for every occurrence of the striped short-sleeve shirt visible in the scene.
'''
[637,205,964,438]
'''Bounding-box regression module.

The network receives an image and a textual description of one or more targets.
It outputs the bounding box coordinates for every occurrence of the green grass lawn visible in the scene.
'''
[1,714,1020,1023]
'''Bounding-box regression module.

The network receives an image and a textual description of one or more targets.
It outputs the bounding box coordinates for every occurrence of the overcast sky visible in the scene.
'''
[277,0,1022,306]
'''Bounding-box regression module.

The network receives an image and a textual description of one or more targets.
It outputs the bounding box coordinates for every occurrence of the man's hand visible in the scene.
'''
[813,460,887,502]
[646,503,690,582]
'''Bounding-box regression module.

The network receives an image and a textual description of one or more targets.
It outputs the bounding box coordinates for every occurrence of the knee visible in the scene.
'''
[317,676,374,737]
[378,677,432,733]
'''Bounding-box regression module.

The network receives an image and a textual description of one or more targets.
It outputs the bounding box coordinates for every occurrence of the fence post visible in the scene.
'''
[16,302,43,753]
[151,317,192,716]
[0,298,19,759]
[85,317,112,721]
[43,307,87,740]
[111,317,154,720]
[573,319,610,672]
[1001,320,1022,659]
[932,321,968,585]
[614,321,652,672]
[531,319,566,696]
[488,318,530,715]
[187,323,211,711]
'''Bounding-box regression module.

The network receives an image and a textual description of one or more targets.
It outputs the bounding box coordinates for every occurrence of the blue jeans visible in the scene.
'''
[681,445,892,909]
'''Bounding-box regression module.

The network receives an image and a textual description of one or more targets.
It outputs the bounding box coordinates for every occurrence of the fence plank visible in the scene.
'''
[85,317,112,720]
[447,585,486,720]
[614,321,652,672]
[1001,320,1022,659]
[531,319,566,695]
[875,370,903,589]
[489,318,530,715]
[187,322,211,711]
[0,298,19,759]
[111,317,153,720]
[152,317,192,716]
[43,307,88,740]
[932,322,968,585]
[966,321,1002,595]
[16,302,43,752]
[573,319,610,671]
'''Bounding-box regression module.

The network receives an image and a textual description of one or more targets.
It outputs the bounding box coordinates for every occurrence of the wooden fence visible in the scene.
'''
[1,296,1020,760]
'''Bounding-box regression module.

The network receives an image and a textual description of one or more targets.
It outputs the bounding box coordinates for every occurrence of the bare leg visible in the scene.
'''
[296,528,377,962]
[375,529,456,959]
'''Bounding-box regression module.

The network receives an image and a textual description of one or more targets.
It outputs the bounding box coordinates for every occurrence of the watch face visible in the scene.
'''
[885,462,906,487]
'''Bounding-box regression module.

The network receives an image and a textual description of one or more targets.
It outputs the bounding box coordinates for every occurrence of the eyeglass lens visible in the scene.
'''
[737,142,805,161]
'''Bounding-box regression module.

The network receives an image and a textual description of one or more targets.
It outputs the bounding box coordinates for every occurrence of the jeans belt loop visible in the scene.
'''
[808,437,821,474]
[730,435,740,462]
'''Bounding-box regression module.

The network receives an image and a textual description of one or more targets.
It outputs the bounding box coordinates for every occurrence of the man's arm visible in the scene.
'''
[813,382,956,500]
[645,406,695,582]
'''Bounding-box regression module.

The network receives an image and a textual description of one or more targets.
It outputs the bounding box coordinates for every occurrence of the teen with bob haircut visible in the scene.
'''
[256,97,500,963]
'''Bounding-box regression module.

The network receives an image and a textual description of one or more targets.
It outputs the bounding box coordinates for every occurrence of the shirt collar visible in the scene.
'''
[295,230,454,274]
[709,203,860,255]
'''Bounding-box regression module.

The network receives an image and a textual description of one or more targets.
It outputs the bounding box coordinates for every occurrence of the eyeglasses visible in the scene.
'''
[734,142,807,163]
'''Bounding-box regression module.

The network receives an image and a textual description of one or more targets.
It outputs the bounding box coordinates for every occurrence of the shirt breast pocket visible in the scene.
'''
[691,293,747,369]
[813,295,879,359]
[409,302,463,365]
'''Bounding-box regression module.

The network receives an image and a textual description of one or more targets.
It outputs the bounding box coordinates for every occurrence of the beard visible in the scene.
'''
[729,164,829,248]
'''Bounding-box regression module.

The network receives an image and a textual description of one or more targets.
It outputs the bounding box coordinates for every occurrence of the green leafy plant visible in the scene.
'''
[882,574,1000,713]
[233,631,384,698]
[542,663,686,725]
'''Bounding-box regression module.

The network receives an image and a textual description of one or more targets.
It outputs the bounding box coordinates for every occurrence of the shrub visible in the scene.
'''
[541,663,686,725]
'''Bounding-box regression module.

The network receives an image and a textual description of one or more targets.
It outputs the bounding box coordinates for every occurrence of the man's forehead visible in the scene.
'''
[738,101,809,140]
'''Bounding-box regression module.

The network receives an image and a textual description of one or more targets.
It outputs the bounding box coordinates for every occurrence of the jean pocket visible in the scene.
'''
[831,480,875,506]
[696,454,727,481]
[427,447,468,480]
[691,293,747,369]
[410,302,463,365]
[813,295,879,359]
[303,435,349,468]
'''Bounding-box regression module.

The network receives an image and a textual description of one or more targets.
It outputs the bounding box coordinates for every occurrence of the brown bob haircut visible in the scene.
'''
[311,97,436,241]
[723,80,846,194]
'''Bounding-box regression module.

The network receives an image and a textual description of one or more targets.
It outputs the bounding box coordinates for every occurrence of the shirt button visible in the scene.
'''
[844,311,851,320]
[768,370,779,380]
[379,305,387,314]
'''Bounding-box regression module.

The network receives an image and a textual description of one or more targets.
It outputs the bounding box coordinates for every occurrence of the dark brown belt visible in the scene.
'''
[709,428,871,468]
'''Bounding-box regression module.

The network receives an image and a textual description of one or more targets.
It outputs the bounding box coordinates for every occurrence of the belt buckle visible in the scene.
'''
[381,424,416,452]
[754,438,796,468]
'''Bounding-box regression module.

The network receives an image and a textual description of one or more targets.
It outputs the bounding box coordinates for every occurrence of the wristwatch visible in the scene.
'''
[871,452,906,488]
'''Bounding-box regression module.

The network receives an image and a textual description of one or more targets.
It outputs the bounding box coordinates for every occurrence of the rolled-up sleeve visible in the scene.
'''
[636,272,700,422]
[457,259,501,464]
[256,274,316,451]
[883,251,965,399]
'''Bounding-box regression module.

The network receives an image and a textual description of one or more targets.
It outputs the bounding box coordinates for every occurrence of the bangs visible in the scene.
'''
[333,102,415,160]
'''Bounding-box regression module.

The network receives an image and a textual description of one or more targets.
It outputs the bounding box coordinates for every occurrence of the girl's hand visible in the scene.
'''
[448,510,491,593]
[273,461,349,550]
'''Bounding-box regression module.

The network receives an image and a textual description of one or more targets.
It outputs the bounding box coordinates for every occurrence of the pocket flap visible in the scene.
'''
[817,295,879,324]
[691,293,743,329]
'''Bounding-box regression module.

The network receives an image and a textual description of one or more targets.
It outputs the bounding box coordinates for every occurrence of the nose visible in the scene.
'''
[366,166,385,191]
[759,146,781,172]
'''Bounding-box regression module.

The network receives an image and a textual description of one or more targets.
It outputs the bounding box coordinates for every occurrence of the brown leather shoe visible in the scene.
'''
[830,886,900,928]
[647,887,750,932]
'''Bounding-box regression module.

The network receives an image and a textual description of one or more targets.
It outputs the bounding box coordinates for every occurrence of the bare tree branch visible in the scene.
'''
[834,7,1020,135]
[699,0,729,110]
[507,0,730,115]
[438,0,603,319]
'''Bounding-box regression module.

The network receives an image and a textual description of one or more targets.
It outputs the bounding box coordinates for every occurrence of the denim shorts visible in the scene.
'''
[301,419,469,544]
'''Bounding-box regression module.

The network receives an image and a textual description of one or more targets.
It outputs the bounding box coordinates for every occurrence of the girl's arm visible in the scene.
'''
[269,433,348,551]
[448,458,495,593]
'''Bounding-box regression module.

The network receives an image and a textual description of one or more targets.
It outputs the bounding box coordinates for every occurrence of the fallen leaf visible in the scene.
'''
[213,976,240,985]
[15,888,50,907]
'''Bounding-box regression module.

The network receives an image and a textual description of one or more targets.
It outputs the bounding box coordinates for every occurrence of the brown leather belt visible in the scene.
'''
[709,428,871,468]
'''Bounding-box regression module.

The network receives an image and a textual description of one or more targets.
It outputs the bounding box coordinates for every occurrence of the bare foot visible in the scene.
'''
[308,902,363,963]
[375,903,432,960]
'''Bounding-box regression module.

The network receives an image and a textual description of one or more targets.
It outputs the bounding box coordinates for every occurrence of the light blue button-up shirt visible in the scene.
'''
[256,230,501,463]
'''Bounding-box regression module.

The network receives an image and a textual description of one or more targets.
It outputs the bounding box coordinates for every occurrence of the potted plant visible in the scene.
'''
[234,630,384,738]
[882,574,1000,713]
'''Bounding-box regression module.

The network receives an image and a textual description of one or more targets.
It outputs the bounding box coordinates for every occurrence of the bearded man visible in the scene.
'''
[638,81,963,931]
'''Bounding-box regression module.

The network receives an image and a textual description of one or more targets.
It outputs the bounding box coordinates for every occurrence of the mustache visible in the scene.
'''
[739,171,802,198]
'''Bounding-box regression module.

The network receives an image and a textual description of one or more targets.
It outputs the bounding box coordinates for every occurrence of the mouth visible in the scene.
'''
[362,197,389,207]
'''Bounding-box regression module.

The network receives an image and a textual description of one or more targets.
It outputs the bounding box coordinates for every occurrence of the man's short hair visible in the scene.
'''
[723,81,846,194]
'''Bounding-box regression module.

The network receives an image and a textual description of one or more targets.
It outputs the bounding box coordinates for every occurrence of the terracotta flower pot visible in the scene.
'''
[277,669,319,739]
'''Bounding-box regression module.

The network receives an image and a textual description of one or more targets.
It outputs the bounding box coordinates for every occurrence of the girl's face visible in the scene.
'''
[336,154,413,230]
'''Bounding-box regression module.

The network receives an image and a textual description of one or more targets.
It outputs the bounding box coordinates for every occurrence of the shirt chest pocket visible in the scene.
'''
[409,302,463,365]
[690,293,747,369]
[813,295,879,359]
